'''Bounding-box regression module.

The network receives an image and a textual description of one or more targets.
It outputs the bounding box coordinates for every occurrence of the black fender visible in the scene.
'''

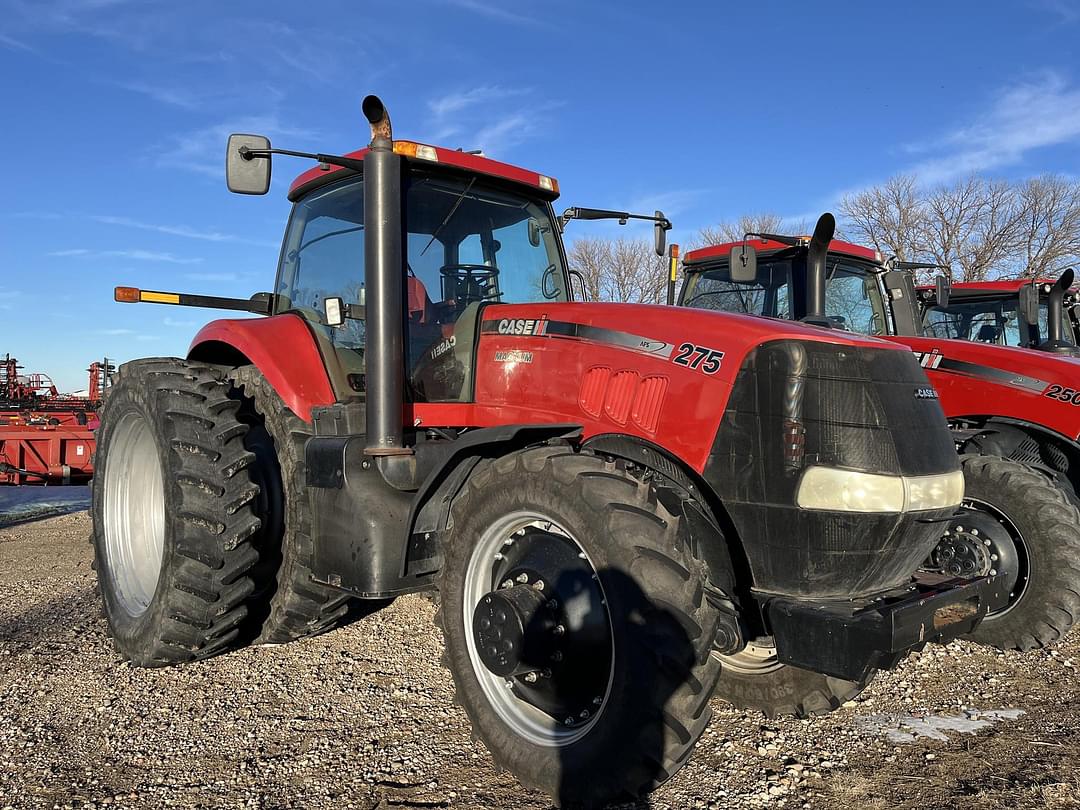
[401,424,583,580]
[581,434,746,605]
[953,417,1080,494]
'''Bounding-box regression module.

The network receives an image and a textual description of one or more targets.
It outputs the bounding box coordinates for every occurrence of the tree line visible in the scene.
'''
[567,174,1080,299]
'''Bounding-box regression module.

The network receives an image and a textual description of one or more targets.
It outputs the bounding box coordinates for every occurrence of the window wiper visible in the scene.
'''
[298,225,364,254]
[420,178,476,257]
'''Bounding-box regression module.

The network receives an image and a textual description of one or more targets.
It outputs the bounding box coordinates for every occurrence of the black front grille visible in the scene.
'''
[704,340,959,599]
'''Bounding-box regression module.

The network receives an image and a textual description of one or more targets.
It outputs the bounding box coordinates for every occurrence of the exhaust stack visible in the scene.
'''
[1045,268,1075,352]
[802,213,835,327]
[362,94,408,456]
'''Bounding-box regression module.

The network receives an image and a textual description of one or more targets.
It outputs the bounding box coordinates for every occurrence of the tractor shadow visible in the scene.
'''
[520,567,699,810]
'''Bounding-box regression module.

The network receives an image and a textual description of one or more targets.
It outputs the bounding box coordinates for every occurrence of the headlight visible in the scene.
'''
[796,467,964,513]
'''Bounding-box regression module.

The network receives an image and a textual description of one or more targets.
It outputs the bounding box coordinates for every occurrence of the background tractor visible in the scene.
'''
[91,98,1001,807]
[679,221,1080,654]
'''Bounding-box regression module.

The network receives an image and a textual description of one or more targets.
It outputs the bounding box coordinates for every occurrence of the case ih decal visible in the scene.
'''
[482,318,677,358]
[914,349,1049,393]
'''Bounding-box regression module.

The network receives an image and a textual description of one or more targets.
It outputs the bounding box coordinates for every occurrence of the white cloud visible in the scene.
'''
[183,271,241,282]
[95,328,135,336]
[441,0,544,26]
[156,116,318,177]
[163,316,198,327]
[428,86,529,119]
[907,71,1080,183]
[91,215,278,248]
[48,248,202,264]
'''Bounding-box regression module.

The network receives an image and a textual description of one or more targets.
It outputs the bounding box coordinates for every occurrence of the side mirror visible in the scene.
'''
[226,134,272,195]
[654,210,669,257]
[730,244,757,283]
[527,218,541,248]
[1018,282,1040,329]
[934,274,952,309]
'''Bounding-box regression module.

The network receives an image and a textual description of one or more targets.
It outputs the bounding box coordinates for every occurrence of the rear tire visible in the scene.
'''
[90,359,262,666]
[712,640,868,718]
[229,366,360,644]
[955,454,1080,650]
[436,446,721,807]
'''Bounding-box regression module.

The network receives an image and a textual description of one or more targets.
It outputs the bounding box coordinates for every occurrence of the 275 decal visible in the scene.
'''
[1043,384,1080,405]
[672,342,724,374]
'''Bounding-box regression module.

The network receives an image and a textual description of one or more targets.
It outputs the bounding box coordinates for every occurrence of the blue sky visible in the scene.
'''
[2,0,1079,389]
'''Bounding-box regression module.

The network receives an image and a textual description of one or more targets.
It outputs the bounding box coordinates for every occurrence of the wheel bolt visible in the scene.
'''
[533,581,545,591]
[523,672,538,683]
[564,717,574,726]
[516,572,529,584]
[990,569,998,576]
[580,710,590,719]
[593,696,603,706]
[493,553,504,561]
[991,554,998,561]
[984,539,992,547]
[500,580,513,589]
[971,529,979,536]
[553,624,566,636]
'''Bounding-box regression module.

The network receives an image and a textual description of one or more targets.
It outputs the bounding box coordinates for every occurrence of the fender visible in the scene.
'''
[187,314,336,421]
[952,415,1080,492]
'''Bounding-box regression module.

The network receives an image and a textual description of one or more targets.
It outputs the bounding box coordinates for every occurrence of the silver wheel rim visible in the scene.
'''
[462,510,613,747]
[102,410,166,617]
[717,638,784,675]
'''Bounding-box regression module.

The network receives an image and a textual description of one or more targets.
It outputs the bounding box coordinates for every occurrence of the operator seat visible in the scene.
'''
[975,324,1001,343]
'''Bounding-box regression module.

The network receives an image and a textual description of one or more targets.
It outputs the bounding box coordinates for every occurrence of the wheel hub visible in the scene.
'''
[929,530,993,578]
[473,584,557,677]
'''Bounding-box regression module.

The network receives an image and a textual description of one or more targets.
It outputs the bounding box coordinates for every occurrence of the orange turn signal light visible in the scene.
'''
[115,286,141,303]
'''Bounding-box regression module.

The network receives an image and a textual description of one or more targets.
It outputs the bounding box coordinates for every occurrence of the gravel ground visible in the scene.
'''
[2,512,1079,810]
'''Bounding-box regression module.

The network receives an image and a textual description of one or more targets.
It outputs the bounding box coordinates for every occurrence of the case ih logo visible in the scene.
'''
[914,349,944,369]
[497,318,548,336]
[914,387,938,399]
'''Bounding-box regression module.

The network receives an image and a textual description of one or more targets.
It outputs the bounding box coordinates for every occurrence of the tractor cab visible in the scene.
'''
[918,276,1079,355]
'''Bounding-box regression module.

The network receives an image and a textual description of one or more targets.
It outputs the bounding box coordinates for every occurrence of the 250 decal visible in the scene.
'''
[672,342,724,374]
[1043,384,1080,405]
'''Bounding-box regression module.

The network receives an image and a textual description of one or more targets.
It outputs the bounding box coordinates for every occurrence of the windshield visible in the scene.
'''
[922,296,1075,347]
[681,254,888,335]
[274,169,568,401]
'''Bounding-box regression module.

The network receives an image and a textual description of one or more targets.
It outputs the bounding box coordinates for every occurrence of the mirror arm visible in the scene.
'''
[240,146,366,173]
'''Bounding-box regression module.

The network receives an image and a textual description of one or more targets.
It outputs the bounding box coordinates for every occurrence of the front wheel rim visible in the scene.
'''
[717,638,785,676]
[462,510,614,747]
[102,411,166,617]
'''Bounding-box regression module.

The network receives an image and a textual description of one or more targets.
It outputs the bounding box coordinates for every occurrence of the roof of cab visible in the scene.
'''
[916,279,1057,294]
[684,238,880,266]
[287,141,560,203]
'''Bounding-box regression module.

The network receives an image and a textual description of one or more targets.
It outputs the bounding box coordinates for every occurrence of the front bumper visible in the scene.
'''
[765,572,1009,682]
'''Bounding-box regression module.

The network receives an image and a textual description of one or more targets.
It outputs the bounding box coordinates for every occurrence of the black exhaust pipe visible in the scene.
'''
[1045,268,1075,352]
[362,95,408,456]
[802,212,835,327]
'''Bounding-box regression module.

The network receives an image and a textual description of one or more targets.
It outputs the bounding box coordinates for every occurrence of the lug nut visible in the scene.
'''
[564,717,574,726]
[593,696,603,706]
[533,580,545,590]
[580,710,590,719]
[971,529,979,536]
[553,624,566,636]
[990,569,998,576]
[523,672,538,683]
[501,580,513,589]
[516,572,529,584]
[984,539,992,547]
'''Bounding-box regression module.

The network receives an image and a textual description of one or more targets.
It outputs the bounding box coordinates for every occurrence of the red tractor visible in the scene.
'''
[917,275,1079,355]
[678,218,1080,654]
[92,99,1001,807]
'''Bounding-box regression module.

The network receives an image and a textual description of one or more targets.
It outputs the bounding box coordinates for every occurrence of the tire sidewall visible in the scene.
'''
[91,371,180,656]
[440,458,688,800]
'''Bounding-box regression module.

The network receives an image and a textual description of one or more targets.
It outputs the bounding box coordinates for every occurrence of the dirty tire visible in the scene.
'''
[959,454,1080,651]
[712,648,868,719]
[229,366,363,644]
[436,446,721,808]
[90,358,261,666]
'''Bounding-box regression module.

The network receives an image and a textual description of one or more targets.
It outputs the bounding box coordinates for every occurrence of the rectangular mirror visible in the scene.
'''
[226,134,271,195]
[730,244,757,283]
[1018,282,1039,328]
[934,274,952,309]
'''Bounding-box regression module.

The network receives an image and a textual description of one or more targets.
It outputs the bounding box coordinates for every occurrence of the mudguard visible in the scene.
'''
[187,315,336,421]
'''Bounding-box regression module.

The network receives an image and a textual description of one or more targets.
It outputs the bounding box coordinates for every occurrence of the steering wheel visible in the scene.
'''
[439,264,501,308]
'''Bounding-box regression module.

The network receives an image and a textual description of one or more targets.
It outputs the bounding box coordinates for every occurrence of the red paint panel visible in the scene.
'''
[189,315,335,422]
[288,143,559,202]
[632,376,668,434]
[603,371,638,425]
[686,238,879,265]
[579,367,610,417]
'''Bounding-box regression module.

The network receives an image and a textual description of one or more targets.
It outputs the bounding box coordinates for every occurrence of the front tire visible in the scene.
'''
[91,359,262,666]
[712,640,868,718]
[950,454,1080,650]
[436,446,721,807]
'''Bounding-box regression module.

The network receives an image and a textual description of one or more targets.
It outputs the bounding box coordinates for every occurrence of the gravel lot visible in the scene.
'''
[2,512,1079,809]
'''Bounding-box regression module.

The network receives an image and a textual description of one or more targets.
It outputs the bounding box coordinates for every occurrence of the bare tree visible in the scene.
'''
[920,176,1022,282]
[1012,175,1080,278]
[696,212,789,248]
[838,174,924,262]
[567,237,666,304]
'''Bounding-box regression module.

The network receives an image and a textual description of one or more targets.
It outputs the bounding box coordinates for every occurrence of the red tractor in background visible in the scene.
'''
[678,222,1080,654]
[90,98,1002,807]
[917,274,1080,355]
